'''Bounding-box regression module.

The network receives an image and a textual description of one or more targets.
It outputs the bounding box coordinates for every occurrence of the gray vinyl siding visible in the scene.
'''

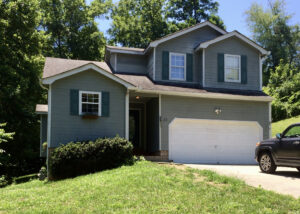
[155,26,221,83]
[160,95,270,151]
[146,98,159,152]
[40,114,47,157]
[110,53,116,71]
[205,37,260,90]
[147,50,154,79]
[116,53,147,74]
[49,70,126,147]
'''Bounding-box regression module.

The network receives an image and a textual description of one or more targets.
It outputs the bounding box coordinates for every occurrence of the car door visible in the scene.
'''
[277,125,300,163]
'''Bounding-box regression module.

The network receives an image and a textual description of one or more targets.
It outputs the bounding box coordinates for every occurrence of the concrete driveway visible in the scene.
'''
[185,164,300,198]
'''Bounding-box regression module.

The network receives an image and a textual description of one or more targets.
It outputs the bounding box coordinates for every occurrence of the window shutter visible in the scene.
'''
[101,91,109,117]
[186,53,193,82]
[217,53,224,82]
[70,89,79,115]
[162,51,169,80]
[241,55,247,84]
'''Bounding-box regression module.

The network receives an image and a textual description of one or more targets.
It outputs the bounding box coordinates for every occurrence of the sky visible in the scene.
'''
[90,0,300,39]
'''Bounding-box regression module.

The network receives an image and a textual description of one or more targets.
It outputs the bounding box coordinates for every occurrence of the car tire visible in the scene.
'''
[259,152,277,173]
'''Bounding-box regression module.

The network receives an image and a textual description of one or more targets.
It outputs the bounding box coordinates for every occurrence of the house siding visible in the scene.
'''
[116,53,147,74]
[49,70,126,147]
[160,95,270,151]
[205,37,260,90]
[147,50,154,79]
[40,114,47,157]
[155,26,221,84]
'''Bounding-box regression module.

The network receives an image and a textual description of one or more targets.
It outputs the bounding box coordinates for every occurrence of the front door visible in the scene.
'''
[129,110,140,150]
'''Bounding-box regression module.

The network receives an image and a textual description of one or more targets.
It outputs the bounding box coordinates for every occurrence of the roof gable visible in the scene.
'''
[195,31,269,55]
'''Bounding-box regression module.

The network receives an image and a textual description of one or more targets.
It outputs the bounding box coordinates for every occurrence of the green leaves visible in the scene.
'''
[109,0,169,48]
[40,0,110,60]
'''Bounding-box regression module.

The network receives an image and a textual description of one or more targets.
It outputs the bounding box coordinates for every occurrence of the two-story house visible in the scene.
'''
[36,21,272,164]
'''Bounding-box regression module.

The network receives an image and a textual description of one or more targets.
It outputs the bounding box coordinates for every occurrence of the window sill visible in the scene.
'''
[81,114,99,119]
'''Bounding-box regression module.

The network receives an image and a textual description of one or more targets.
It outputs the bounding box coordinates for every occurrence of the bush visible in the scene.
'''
[49,136,133,179]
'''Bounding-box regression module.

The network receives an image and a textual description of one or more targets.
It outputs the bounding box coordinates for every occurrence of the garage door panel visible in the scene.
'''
[169,119,262,164]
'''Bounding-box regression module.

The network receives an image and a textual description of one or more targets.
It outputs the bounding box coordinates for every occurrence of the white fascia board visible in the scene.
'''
[42,63,135,89]
[107,48,145,55]
[130,88,273,102]
[196,32,268,55]
[149,22,227,48]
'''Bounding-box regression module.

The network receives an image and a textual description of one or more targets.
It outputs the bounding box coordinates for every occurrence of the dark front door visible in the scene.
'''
[129,110,140,149]
[277,125,300,163]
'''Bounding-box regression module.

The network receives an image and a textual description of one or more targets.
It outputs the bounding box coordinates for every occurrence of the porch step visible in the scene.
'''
[144,156,170,162]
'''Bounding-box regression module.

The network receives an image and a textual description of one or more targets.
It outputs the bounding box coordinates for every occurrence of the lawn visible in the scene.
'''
[272,115,300,137]
[1,161,300,213]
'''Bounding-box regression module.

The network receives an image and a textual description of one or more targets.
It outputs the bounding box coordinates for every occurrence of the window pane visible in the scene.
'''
[82,94,87,102]
[171,55,176,66]
[284,126,300,138]
[225,68,239,81]
[226,55,239,69]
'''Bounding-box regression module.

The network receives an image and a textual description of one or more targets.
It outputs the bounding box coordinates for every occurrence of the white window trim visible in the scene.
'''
[224,54,241,83]
[169,52,186,81]
[79,91,102,116]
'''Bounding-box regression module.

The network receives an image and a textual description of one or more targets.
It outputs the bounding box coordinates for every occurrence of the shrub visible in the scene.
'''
[49,136,133,179]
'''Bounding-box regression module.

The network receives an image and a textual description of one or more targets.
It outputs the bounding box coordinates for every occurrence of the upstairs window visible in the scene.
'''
[170,52,186,81]
[79,91,101,116]
[224,54,241,83]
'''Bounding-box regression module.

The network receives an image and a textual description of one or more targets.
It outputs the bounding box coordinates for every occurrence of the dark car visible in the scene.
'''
[255,123,300,173]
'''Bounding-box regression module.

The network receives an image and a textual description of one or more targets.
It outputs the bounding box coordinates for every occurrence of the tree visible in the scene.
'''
[264,61,300,121]
[109,0,169,48]
[0,123,14,173]
[245,0,299,85]
[40,0,111,60]
[166,0,225,30]
[0,0,45,176]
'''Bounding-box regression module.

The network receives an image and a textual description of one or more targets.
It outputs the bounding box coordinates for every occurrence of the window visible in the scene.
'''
[170,53,186,80]
[284,126,300,138]
[79,91,101,116]
[224,54,241,82]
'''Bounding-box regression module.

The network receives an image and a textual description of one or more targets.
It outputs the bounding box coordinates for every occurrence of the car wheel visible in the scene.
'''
[259,153,277,173]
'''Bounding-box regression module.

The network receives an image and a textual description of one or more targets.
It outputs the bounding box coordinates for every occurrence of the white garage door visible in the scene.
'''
[169,119,263,164]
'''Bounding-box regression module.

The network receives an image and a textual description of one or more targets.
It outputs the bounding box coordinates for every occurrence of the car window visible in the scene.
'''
[284,126,300,138]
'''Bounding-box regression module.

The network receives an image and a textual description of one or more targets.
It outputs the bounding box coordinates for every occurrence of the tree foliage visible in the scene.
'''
[40,0,111,60]
[0,0,45,176]
[264,61,300,121]
[245,0,299,85]
[109,0,225,48]
[109,0,169,48]
[167,0,225,30]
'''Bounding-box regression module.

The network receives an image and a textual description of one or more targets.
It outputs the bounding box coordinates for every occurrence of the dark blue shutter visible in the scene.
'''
[241,55,247,84]
[217,53,224,82]
[162,51,169,80]
[186,53,193,82]
[70,89,79,115]
[101,92,109,117]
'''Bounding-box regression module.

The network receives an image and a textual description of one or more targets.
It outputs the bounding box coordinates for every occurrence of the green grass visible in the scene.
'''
[272,115,300,137]
[1,161,300,214]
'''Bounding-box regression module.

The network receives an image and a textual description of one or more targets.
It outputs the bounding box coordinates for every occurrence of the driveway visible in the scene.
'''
[185,164,300,198]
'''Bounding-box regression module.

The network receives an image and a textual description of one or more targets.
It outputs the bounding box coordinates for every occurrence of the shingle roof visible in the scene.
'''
[43,57,112,79]
[42,58,271,101]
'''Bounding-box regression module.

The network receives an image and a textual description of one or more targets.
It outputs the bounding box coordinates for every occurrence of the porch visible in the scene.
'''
[127,92,168,161]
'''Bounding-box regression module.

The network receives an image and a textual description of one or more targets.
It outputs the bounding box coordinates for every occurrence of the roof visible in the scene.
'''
[43,57,112,79]
[42,58,272,102]
[195,31,269,55]
[36,104,48,114]
[106,21,227,55]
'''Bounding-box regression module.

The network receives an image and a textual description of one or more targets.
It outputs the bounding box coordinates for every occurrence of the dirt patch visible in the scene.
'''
[159,162,228,187]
